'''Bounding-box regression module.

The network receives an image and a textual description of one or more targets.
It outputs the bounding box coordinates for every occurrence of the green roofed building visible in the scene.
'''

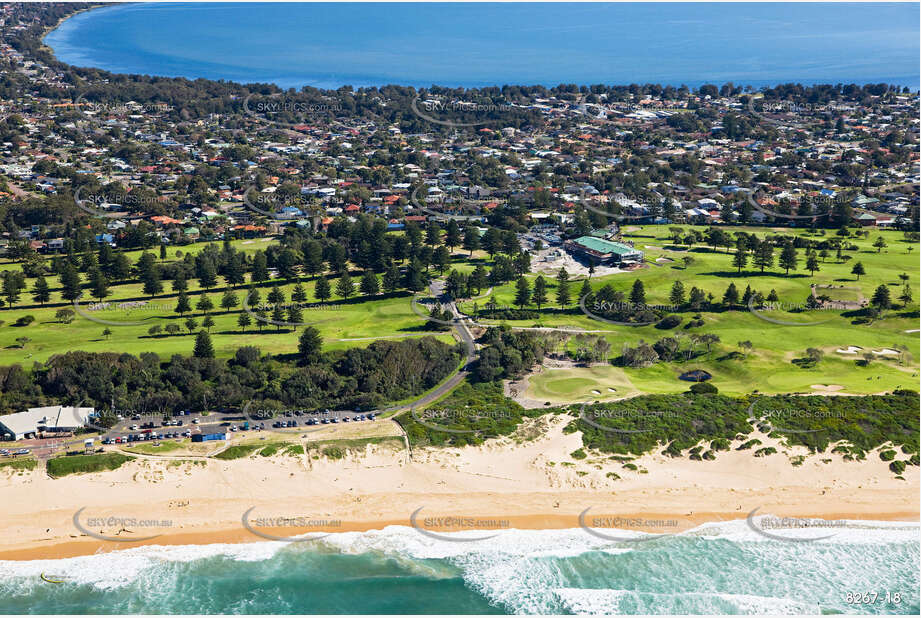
[564,236,644,265]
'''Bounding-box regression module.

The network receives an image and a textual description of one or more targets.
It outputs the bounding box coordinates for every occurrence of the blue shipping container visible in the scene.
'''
[191,432,226,442]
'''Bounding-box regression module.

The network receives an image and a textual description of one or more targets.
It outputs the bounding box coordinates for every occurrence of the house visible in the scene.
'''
[0,406,95,441]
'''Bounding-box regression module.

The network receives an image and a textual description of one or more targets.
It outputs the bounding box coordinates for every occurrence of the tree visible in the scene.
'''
[873,236,887,253]
[532,275,548,310]
[779,242,798,275]
[196,294,214,314]
[732,239,748,273]
[669,281,686,306]
[360,270,380,296]
[297,326,323,364]
[202,316,215,332]
[184,318,198,334]
[237,311,251,332]
[193,330,214,358]
[899,284,913,307]
[314,276,332,302]
[433,245,451,274]
[165,323,181,336]
[382,262,401,294]
[463,227,481,256]
[148,325,162,337]
[175,292,191,316]
[445,220,462,251]
[336,272,355,299]
[267,285,285,306]
[221,289,239,312]
[629,279,646,305]
[271,304,286,330]
[251,250,270,282]
[870,285,891,311]
[55,308,75,324]
[291,283,307,303]
[555,268,571,308]
[514,277,531,309]
[753,241,774,273]
[89,268,111,302]
[805,253,820,276]
[287,304,303,327]
[31,275,50,305]
[681,256,695,270]
[737,340,753,357]
[722,282,739,308]
[470,265,488,295]
[851,261,866,280]
[1,270,25,308]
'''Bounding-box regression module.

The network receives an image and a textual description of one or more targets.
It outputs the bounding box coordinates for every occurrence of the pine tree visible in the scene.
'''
[669,280,686,306]
[297,326,323,364]
[175,292,191,316]
[237,311,251,332]
[360,270,380,296]
[32,275,51,305]
[193,330,214,358]
[732,239,748,273]
[532,275,548,310]
[196,294,214,314]
[630,279,646,305]
[314,276,331,302]
[336,272,354,299]
[514,277,531,309]
[851,262,865,280]
[555,268,571,308]
[723,283,739,309]
[779,242,798,275]
[382,262,401,294]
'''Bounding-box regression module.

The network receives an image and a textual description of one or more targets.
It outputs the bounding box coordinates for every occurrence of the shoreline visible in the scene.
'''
[2,413,917,563]
[3,509,918,563]
[39,4,103,56]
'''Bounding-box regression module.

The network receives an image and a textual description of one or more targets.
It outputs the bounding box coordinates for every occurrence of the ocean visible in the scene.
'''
[44,2,920,90]
[1,521,918,614]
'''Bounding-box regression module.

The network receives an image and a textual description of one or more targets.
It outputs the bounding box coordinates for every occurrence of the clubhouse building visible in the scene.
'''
[564,236,644,266]
[0,406,95,441]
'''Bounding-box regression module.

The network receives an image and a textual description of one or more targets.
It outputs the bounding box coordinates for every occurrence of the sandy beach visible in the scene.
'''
[1,415,917,561]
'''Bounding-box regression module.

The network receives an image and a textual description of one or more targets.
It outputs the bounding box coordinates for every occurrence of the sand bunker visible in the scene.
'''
[810,384,844,392]
[872,348,900,356]
[607,388,617,392]
[590,390,601,395]
[836,346,863,354]
[655,256,674,263]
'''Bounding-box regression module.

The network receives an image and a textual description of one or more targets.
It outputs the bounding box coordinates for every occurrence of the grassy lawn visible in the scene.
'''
[121,439,183,455]
[46,452,134,477]
[0,457,38,472]
[464,226,919,396]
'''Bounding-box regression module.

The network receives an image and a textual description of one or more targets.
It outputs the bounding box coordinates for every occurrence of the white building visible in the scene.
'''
[0,406,95,441]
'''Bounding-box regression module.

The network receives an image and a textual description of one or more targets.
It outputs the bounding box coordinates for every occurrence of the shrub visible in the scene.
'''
[889,460,906,474]
[879,449,897,462]
[47,453,133,477]
[322,446,344,460]
[656,315,682,329]
[690,382,718,394]
[737,439,762,450]
[754,447,777,457]
[570,448,587,460]
[14,315,35,327]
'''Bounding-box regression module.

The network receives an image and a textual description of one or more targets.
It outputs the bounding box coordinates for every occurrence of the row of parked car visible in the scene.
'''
[270,413,376,428]
[1,448,31,456]
[103,430,192,444]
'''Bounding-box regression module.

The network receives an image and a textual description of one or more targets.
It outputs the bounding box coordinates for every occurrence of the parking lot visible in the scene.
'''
[99,409,378,445]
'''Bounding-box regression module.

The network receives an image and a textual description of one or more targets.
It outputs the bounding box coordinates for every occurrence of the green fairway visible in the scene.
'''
[460,226,919,396]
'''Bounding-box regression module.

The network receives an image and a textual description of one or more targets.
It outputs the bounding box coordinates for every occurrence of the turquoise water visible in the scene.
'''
[45,3,920,89]
[2,523,919,614]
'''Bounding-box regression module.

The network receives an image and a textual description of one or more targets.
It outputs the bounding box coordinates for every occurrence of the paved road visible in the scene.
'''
[379,280,477,414]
